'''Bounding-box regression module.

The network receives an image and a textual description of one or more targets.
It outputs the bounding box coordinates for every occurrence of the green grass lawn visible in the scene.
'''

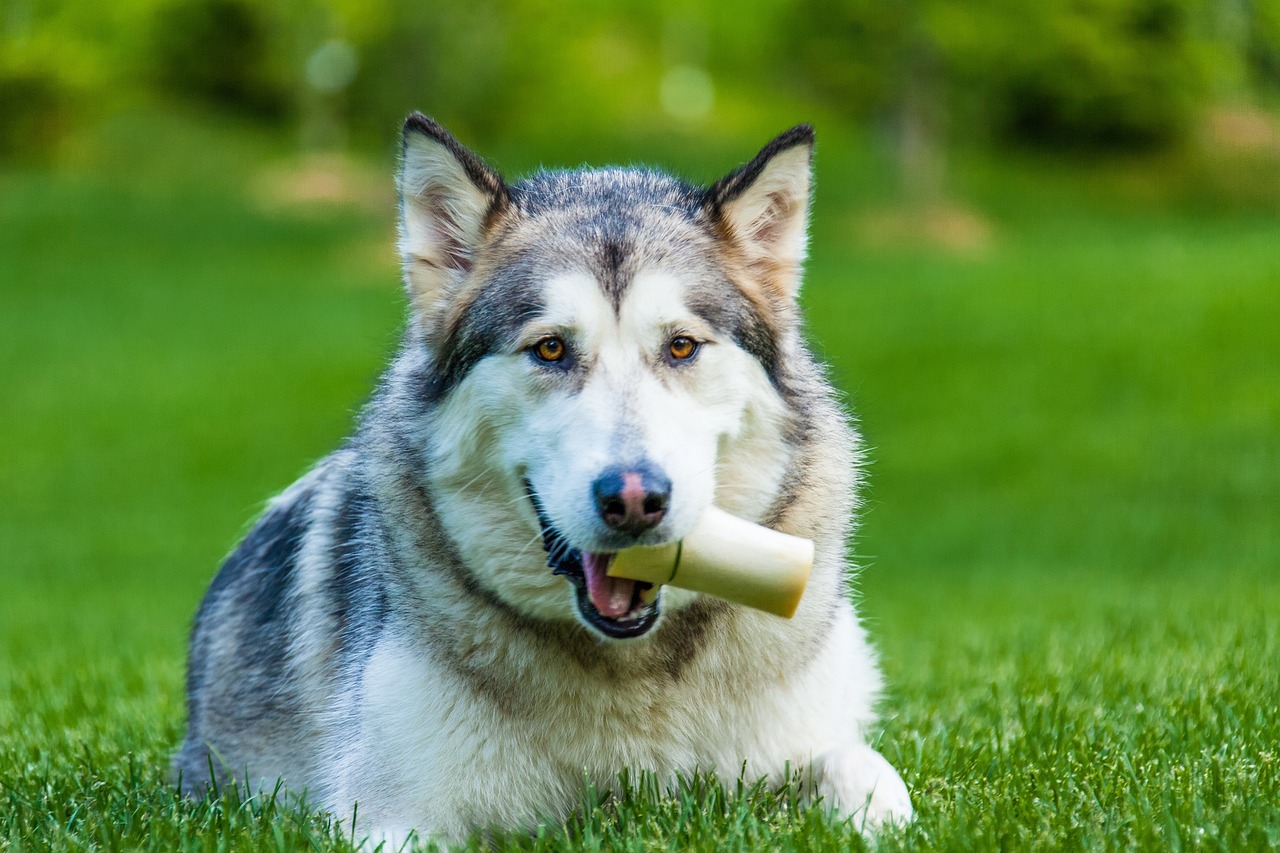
[2,114,1278,850]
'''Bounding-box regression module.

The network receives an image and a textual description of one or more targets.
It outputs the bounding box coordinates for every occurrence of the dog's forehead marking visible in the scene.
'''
[618,270,692,335]
[541,271,614,335]
[542,268,694,346]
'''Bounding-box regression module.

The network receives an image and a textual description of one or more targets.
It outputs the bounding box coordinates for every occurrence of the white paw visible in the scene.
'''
[358,826,419,852]
[814,743,914,834]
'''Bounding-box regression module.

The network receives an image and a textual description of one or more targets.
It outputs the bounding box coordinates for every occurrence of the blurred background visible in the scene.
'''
[7,0,1280,174]
[1,0,1277,692]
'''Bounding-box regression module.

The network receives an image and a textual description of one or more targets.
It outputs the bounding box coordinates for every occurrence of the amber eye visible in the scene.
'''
[669,336,698,361]
[533,336,567,362]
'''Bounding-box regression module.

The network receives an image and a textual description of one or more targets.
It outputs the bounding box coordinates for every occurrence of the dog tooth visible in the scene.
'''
[639,584,662,605]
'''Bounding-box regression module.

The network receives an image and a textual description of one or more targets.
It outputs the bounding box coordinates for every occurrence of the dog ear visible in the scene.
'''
[397,114,509,318]
[705,125,814,300]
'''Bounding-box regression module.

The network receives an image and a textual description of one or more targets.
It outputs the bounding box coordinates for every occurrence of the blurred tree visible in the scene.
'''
[954,0,1214,147]
[0,70,66,159]
[150,0,291,118]
[793,0,1227,201]
[2,0,1278,165]
[791,0,949,201]
[342,2,513,147]
[1247,0,1280,91]
[0,0,119,160]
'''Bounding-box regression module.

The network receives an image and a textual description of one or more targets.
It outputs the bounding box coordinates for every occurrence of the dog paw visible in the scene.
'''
[358,826,419,852]
[813,743,914,833]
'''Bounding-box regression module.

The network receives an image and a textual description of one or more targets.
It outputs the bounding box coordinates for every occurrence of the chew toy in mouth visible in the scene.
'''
[526,484,660,639]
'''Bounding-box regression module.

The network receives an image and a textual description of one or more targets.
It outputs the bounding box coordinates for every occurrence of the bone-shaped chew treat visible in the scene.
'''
[607,506,814,618]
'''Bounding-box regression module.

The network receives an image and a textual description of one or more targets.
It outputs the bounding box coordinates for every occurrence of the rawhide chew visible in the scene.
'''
[607,505,814,618]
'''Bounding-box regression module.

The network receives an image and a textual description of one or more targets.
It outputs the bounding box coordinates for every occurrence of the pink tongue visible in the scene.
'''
[581,552,636,619]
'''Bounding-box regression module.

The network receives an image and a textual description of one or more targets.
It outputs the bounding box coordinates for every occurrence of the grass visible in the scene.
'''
[1,111,1277,850]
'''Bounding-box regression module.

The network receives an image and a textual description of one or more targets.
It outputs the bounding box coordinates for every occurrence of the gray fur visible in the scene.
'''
[175,116,912,841]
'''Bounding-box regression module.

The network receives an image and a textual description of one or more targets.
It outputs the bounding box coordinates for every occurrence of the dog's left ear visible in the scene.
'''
[705,125,814,300]
[397,113,509,321]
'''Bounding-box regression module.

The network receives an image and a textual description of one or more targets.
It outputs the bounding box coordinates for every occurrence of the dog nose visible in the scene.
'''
[592,464,671,537]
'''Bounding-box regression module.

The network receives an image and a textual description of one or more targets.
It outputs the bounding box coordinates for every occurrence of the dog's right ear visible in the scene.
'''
[397,114,509,318]
[704,125,814,301]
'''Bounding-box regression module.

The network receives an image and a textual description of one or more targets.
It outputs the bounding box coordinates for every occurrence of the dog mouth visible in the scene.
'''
[525,483,661,639]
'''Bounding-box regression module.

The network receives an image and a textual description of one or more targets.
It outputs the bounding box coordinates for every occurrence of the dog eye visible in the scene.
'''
[668,336,698,361]
[532,336,567,363]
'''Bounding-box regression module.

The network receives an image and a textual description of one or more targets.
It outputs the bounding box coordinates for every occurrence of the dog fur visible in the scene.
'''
[174,114,912,845]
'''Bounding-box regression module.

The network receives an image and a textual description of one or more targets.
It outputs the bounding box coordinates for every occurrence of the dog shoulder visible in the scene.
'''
[179,451,375,788]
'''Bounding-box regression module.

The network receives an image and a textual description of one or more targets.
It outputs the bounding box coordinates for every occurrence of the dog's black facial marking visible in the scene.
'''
[601,238,626,276]
[524,482,661,640]
[420,260,546,404]
[684,278,782,382]
[592,234,641,311]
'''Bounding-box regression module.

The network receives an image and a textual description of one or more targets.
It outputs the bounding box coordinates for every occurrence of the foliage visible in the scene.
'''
[3,0,1280,162]
[950,0,1216,145]
[797,0,1227,148]
[1249,0,1280,90]
[0,70,66,159]
[149,0,291,117]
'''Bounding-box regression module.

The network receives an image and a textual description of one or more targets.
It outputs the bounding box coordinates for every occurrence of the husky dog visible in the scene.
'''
[175,114,913,844]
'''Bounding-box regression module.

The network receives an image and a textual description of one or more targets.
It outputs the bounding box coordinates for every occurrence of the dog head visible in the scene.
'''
[396,114,815,639]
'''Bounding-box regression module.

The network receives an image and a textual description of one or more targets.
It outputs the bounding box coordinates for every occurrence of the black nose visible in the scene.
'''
[592,463,671,537]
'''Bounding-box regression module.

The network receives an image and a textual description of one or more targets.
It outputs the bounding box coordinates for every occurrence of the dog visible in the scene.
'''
[174,113,913,845]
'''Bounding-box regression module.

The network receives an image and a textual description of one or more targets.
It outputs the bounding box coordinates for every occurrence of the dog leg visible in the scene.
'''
[357,825,419,853]
[811,742,914,833]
